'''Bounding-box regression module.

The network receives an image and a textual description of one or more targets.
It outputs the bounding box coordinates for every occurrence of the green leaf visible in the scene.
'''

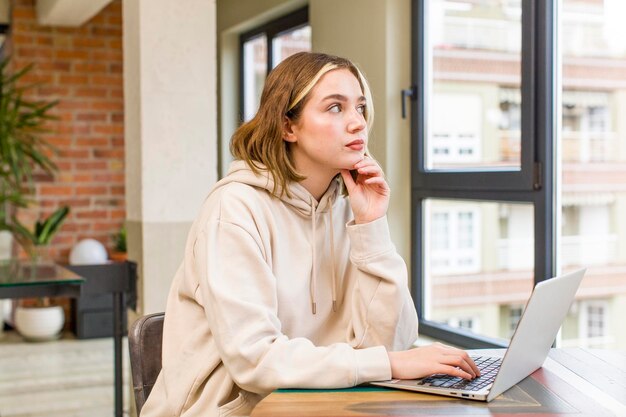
[36,206,69,245]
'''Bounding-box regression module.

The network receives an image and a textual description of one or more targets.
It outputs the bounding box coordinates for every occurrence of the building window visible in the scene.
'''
[584,301,607,339]
[448,317,478,332]
[240,8,311,122]
[508,306,523,337]
[427,204,480,275]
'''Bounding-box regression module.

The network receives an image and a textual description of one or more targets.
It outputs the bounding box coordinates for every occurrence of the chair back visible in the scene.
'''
[129,312,165,414]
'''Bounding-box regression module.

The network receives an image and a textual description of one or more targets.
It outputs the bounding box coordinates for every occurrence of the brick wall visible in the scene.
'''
[9,0,125,262]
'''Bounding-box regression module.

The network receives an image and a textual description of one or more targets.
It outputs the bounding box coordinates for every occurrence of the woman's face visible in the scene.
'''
[284,68,368,178]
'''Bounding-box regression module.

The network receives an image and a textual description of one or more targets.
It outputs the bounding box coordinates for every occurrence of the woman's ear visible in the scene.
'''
[283,115,298,143]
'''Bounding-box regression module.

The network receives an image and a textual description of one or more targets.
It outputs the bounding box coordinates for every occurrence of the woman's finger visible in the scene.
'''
[356,166,383,176]
[340,169,356,191]
[435,364,474,380]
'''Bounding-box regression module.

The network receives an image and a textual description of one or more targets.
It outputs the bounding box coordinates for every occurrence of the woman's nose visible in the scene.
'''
[347,109,366,132]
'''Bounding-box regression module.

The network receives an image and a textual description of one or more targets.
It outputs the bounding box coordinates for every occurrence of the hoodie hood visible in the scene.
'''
[213,160,341,314]
[213,160,340,216]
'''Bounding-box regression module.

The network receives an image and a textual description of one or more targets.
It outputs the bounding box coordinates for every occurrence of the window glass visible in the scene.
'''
[559,0,626,350]
[242,35,267,122]
[426,0,522,170]
[424,199,534,341]
[272,25,312,68]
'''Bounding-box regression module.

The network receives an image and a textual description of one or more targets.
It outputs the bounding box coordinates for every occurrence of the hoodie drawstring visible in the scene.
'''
[310,199,317,315]
[329,206,337,312]
[310,196,338,315]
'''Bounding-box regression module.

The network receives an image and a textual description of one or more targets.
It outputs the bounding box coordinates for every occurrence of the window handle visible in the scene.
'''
[401,86,417,119]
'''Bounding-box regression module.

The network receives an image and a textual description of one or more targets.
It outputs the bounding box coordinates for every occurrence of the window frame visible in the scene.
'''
[410,0,557,347]
[238,7,309,122]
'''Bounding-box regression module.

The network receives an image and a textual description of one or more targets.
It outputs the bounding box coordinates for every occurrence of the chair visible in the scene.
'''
[129,312,165,415]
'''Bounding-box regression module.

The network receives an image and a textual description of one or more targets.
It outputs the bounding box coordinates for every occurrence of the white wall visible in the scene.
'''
[124,0,217,315]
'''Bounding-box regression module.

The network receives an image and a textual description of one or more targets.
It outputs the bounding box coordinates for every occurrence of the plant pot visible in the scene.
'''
[14,305,65,342]
[109,251,128,262]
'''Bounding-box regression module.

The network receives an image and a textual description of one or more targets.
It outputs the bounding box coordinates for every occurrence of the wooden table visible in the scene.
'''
[252,348,626,417]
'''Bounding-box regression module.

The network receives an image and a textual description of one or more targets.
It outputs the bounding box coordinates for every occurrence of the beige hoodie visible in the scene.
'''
[140,161,419,417]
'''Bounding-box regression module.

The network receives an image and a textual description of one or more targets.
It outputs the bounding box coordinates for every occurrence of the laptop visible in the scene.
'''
[372,268,586,402]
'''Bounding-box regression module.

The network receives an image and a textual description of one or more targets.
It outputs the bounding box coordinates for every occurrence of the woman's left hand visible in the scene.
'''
[340,157,390,224]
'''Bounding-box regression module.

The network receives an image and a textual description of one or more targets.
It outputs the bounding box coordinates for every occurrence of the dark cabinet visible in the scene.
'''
[67,261,137,339]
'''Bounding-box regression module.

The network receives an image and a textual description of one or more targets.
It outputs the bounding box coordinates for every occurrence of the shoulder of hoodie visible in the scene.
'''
[196,181,278,230]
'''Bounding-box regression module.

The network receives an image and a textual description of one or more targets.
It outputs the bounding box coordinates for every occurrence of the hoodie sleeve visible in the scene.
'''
[196,212,393,394]
[344,215,419,351]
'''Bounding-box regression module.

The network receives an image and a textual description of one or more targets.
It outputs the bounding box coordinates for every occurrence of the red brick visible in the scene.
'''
[57,100,90,110]
[37,86,70,96]
[111,210,126,219]
[37,35,53,46]
[74,38,107,48]
[13,34,34,44]
[76,210,108,219]
[77,186,108,195]
[76,161,108,170]
[56,49,90,60]
[94,125,124,134]
[46,136,72,147]
[92,27,122,37]
[94,149,124,159]
[59,199,91,208]
[74,63,107,73]
[58,149,90,158]
[109,39,122,50]
[109,63,123,73]
[59,74,89,85]
[13,7,36,19]
[93,51,123,61]
[91,100,123,111]
[40,185,73,196]
[76,137,109,147]
[74,87,108,97]
[76,112,108,122]
[92,75,121,85]
[108,15,122,26]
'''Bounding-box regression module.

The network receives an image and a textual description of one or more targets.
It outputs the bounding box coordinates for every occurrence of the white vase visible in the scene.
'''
[14,305,65,342]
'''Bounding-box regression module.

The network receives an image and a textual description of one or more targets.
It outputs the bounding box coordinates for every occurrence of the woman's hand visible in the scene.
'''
[340,157,390,224]
[387,343,481,380]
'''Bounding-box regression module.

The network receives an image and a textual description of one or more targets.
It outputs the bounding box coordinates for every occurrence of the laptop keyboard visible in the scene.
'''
[418,356,502,392]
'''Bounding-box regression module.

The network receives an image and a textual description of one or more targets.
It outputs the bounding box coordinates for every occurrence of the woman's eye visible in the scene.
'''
[329,104,341,113]
[357,105,366,115]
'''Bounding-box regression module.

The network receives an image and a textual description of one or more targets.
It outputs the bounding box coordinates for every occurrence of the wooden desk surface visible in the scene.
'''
[251,348,626,417]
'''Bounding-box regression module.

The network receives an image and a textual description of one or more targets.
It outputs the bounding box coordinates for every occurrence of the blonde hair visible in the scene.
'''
[230,52,374,196]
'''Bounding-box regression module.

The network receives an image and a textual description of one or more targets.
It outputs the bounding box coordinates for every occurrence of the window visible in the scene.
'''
[412,0,551,348]
[584,302,607,339]
[412,0,626,350]
[508,305,523,337]
[240,8,311,122]
[558,0,625,350]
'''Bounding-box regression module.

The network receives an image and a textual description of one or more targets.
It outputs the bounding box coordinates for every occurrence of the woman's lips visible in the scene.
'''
[346,139,364,151]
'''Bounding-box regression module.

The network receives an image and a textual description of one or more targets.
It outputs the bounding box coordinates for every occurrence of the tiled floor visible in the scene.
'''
[0,330,130,417]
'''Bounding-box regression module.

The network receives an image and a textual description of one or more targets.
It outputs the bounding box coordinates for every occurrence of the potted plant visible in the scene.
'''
[0,57,63,341]
[11,205,70,341]
[110,224,127,262]
[0,57,59,257]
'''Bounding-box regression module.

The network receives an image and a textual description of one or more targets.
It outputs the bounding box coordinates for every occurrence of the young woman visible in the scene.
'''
[140,52,479,417]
